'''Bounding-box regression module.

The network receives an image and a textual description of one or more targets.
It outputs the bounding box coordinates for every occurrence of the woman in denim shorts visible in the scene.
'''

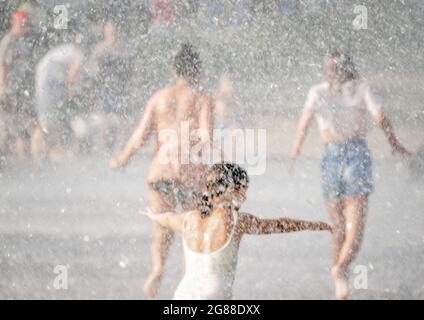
[289,51,411,299]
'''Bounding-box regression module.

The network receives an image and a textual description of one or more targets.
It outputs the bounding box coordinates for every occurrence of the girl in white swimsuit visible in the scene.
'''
[141,162,332,300]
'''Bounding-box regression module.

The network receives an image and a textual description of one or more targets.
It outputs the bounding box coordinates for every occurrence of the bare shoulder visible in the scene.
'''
[184,209,198,217]
[145,86,175,114]
[356,79,375,94]
[233,212,257,237]
[150,86,175,103]
[310,82,328,95]
[236,212,256,228]
[182,210,200,224]
[239,212,257,222]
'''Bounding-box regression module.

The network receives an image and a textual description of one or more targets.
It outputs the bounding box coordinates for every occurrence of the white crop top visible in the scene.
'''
[304,80,382,141]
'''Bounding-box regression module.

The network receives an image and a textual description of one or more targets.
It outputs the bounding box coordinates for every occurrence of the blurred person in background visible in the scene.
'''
[215,73,234,129]
[88,18,136,153]
[289,50,412,299]
[0,9,38,161]
[153,0,174,26]
[32,29,85,161]
[67,1,150,156]
[214,72,242,163]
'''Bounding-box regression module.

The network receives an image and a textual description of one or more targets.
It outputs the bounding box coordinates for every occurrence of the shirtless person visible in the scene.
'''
[0,10,35,160]
[110,43,213,298]
[88,20,136,152]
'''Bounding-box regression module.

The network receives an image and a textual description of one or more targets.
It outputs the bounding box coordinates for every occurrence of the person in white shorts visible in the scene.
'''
[33,42,83,160]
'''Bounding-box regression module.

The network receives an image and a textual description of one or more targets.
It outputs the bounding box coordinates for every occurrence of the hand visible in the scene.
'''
[320,222,333,233]
[288,148,299,175]
[139,207,155,219]
[391,142,413,158]
[287,156,297,176]
[110,156,123,170]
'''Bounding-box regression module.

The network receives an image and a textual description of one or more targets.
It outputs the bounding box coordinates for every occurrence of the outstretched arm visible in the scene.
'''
[110,97,155,169]
[139,208,184,233]
[239,213,332,235]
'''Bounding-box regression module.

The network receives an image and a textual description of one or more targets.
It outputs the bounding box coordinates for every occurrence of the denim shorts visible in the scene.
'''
[321,139,373,202]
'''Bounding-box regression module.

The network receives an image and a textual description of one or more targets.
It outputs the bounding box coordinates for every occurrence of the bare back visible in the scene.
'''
[144,83,213,188]
[183,208,239,254]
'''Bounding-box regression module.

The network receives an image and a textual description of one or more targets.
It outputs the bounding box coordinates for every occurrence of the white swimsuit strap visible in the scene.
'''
[182,211,192,234]
[182,211,196,248]
[228,208,238,240]
[183,208,238,253]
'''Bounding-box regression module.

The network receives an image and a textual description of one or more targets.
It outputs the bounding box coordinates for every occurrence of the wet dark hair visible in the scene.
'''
[173,43,201,81]
[198,163,249,218]
[324,50,359,85]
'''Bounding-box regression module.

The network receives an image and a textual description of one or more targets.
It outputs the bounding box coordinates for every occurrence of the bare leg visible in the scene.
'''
[31,126,47,160]
[326,201,348,300]
[15,137,28,160]
[0,112,6,154]
[143,187,176,299]
[14,116,37,161]
[144,222,175,299]
[336,196,367,270]
[326,201,345,265]
[48,130,66,162]
[332,196,368,300]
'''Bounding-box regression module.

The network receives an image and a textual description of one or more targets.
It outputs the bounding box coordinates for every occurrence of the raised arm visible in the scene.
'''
[139,208,184,233]
[239,213,332,235]
[110,96,156,169]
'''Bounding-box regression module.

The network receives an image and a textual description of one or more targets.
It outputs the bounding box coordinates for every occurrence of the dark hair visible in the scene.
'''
[198,163,249,218]
[324,50,359,86]
[173,43,201,81]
